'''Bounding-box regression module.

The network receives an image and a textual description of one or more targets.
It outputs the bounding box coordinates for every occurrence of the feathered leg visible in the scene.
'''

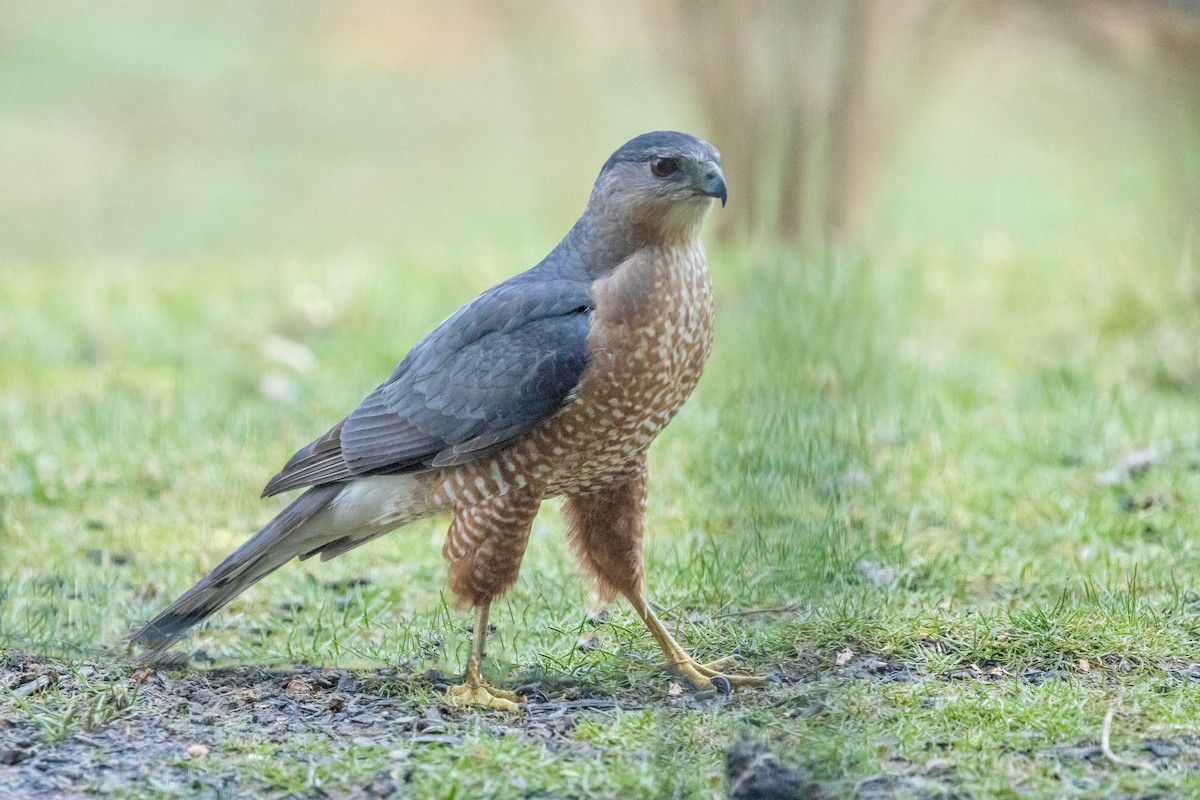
[564,458,763,691]
[442,484,543,712]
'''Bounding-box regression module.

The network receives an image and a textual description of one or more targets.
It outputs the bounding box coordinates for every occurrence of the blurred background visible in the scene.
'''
[6,8,1200,794]
[1,0,1196,264]
[3,0,1200,661]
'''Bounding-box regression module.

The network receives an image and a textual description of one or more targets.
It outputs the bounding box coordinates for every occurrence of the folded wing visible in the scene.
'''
[262,276,592,497]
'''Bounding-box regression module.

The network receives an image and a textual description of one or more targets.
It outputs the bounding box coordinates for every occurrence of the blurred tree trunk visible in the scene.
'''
[825,0,877,237]
[1031,0,1200,226]
[659,0,1200,245]
[660,0,988,244]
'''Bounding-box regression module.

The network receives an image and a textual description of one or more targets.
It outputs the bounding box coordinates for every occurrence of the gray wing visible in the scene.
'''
[261,275,592,497]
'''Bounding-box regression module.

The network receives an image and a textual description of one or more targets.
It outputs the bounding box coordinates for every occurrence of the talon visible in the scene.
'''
[664,654,766,693]
[700,655,740,672]
[446,681,527,713]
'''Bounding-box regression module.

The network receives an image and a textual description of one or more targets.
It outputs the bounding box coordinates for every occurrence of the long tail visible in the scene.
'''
[130,483,344,659]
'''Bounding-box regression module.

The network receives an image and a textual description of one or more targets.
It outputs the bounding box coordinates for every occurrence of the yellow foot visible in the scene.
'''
[446,681,527,713]
[666,655,766,693]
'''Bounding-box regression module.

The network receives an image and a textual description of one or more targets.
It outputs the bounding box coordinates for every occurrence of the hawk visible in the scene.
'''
[131,131,763,710]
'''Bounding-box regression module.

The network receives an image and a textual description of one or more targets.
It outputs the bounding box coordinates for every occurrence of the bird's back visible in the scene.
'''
[408,236,714,509]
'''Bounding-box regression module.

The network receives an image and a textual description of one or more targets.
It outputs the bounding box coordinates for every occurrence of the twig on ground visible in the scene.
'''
[1100,704,1155,772]
[717,603,803,619]
[1096,433,1200,486]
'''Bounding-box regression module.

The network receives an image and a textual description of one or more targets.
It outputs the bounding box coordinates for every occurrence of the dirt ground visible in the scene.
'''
[1,651,818,799]
[0,651,632,798]
[14,649,1194,799]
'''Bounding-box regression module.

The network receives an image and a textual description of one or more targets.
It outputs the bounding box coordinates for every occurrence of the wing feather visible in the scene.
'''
[262,274,591,497]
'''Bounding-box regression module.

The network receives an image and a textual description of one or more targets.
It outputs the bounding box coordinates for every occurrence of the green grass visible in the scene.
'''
[5,4,1200,798]
[6,237,1200,798]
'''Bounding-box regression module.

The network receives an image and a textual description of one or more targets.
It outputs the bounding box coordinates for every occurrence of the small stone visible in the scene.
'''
[726,739,817,800]
[14,675,52,697]
[1143,739,1179,758]
[0,748,32,766]
[366,777,399,797]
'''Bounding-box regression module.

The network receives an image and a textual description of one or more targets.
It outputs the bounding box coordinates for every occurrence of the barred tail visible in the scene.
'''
[129,484,343,659]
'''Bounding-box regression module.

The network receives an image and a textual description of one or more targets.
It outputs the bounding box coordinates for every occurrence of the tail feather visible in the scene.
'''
[130,484,343,659]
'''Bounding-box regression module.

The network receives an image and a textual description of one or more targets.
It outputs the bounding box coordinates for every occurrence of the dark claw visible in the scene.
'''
[711,676,732,695]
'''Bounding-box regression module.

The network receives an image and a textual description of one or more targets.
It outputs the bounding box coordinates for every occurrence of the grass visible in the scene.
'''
[4,4,1200,798]
[5,237,1200,798]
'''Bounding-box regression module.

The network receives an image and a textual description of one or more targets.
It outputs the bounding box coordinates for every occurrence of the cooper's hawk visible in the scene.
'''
[131,131,763,709]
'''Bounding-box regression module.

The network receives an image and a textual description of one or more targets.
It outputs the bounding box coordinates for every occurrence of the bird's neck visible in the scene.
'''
[557,204,709,279]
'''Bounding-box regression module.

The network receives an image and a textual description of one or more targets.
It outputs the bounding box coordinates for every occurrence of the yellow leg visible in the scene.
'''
[446,605,527,713]
[628,594,765,692]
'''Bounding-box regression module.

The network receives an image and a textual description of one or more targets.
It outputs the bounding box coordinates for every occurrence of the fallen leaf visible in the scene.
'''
[186,744,209,758]
[667,682,683,696]
[989,667,1010,677]
[131,667,156,685]
[1078,659,1090,673]
[835,648,854,666]
[969,663,983,674]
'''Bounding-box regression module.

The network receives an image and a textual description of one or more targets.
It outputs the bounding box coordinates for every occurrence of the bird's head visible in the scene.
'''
[587,131,726,245]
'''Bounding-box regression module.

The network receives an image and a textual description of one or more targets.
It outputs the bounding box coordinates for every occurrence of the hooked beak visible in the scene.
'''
[698,164,727,207]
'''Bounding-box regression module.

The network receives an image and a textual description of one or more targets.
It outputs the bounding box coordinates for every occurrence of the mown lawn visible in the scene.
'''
[4,5,1200,798]
[4,226,1200,798]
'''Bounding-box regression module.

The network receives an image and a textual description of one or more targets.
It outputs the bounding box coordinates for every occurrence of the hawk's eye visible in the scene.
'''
[650,157,679,178]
